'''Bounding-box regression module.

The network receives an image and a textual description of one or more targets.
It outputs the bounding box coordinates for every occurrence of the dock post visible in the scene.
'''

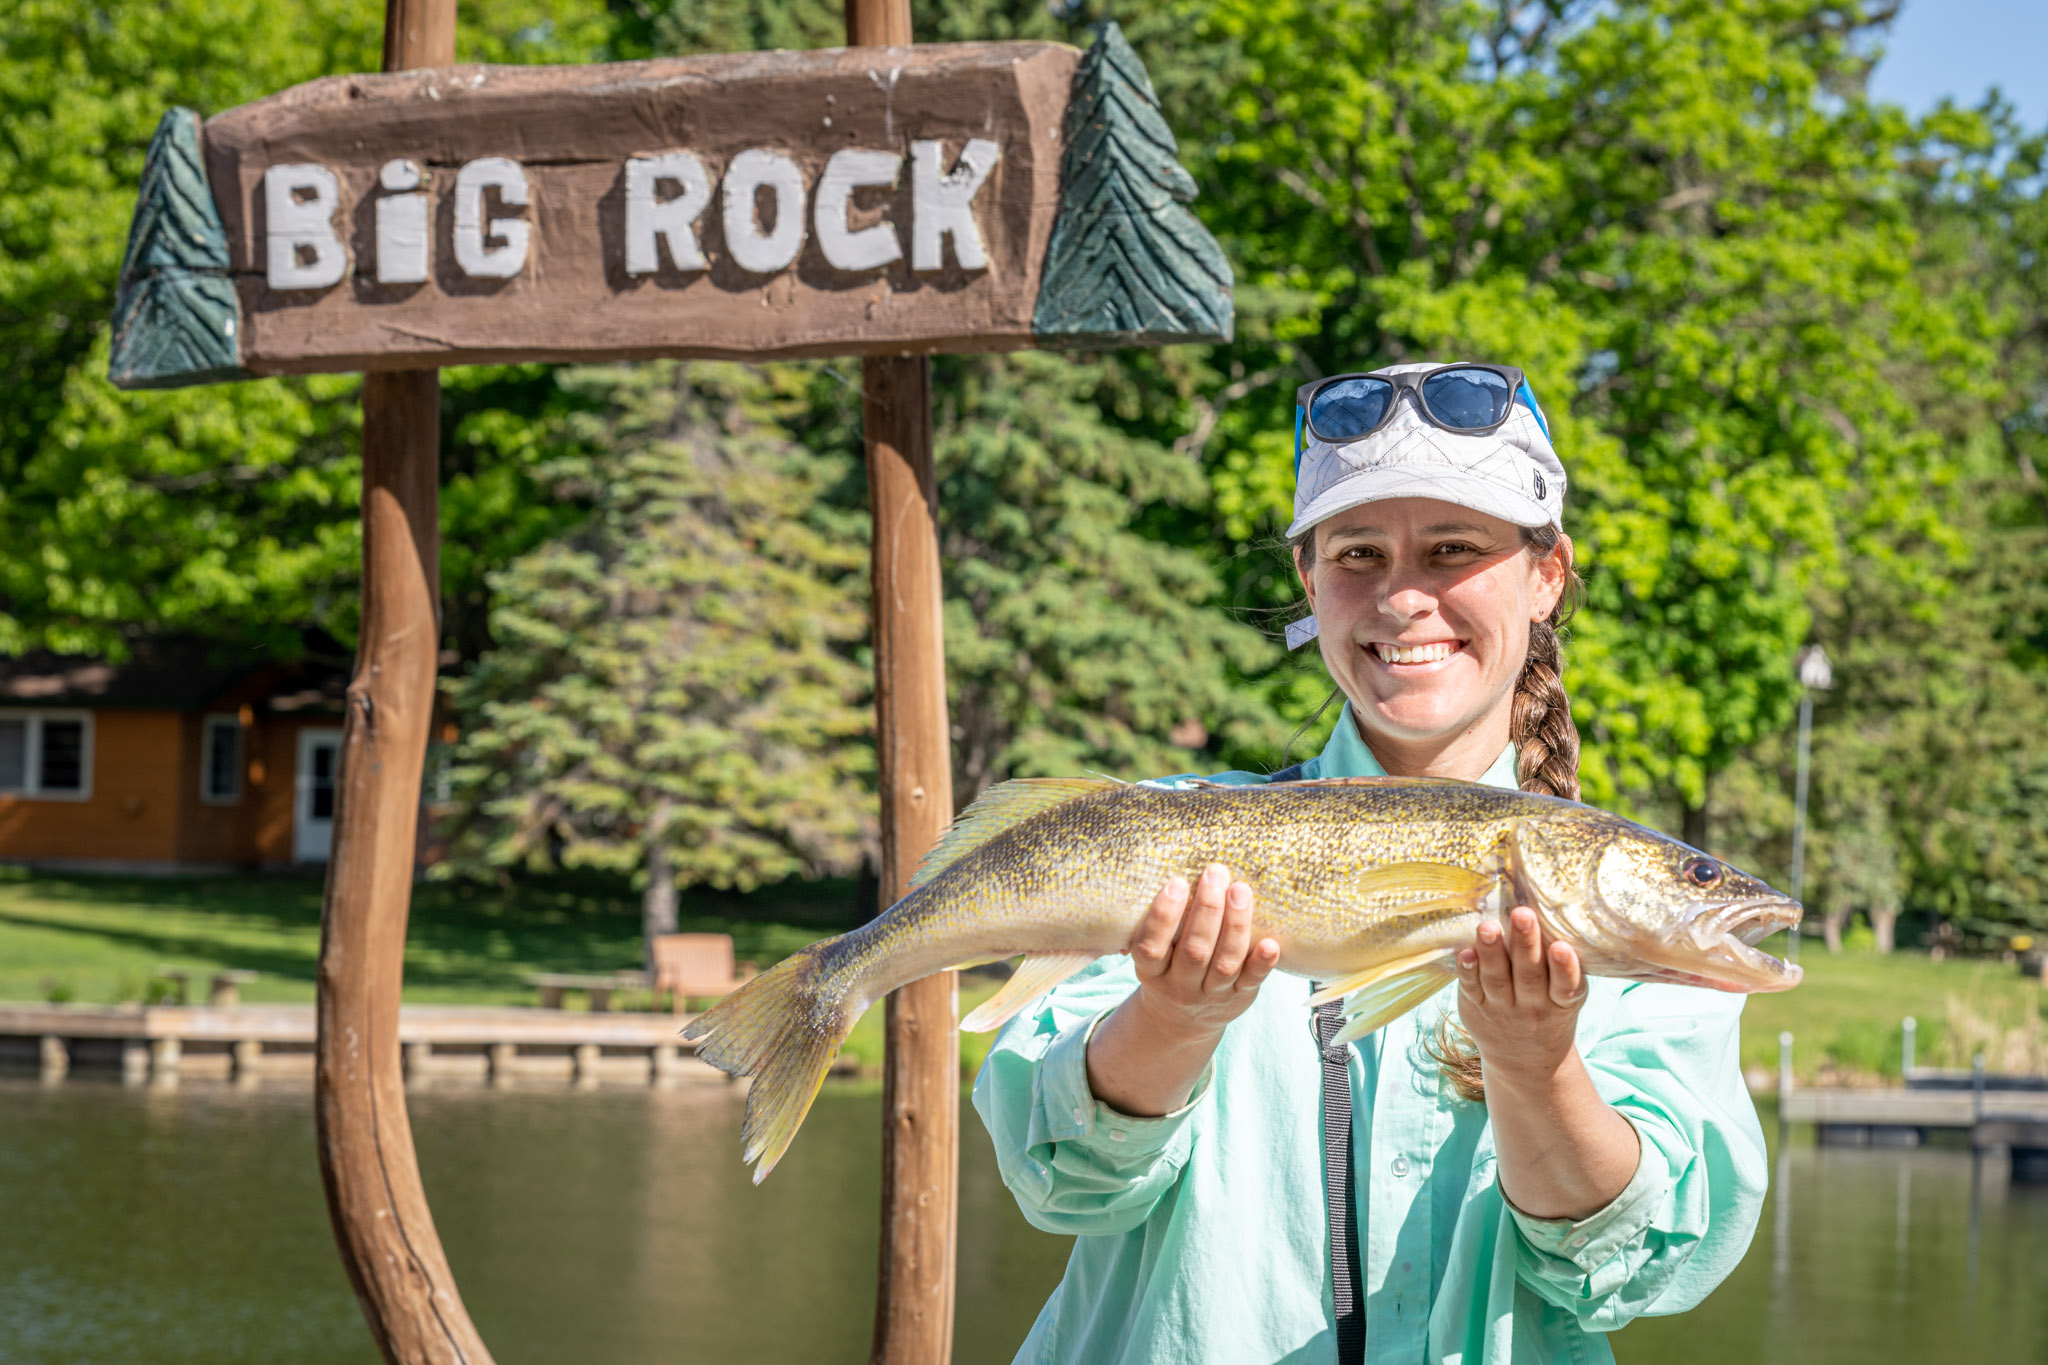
[1777,1031,1793,1147]
[573,1043,600,1088]
[151,1035,181,1084]
[651,1041,679,1086]
[1901,1016,1916,1077]
[39,1035,67,1082]
[404,1041,431,1082]
[1973,1052,1987,1122]
[233,1039,262,1084]
[489,1042,516,1088]
[121,1041,149,1086]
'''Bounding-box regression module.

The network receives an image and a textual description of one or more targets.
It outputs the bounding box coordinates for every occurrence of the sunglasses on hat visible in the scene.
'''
[1293,363,1550,470]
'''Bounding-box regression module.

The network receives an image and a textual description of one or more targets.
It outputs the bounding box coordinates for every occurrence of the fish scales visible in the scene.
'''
[684,775,1803,1181]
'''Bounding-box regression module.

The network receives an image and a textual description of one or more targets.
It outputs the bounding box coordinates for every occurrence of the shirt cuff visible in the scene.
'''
[1037,1007,1216,1157]
[1504,1114,1667,1274]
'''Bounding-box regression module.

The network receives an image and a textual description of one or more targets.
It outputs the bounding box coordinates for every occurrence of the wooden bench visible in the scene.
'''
[208,969,258,1007]
[526,972,646,1013]
[149,967,261,1007]
[651,934,757,1014]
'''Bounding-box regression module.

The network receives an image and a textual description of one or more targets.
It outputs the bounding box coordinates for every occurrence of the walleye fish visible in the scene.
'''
[685,775,1802,1180]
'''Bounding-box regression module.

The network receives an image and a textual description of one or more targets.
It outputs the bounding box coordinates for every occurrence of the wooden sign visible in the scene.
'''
[109,29,1232,388]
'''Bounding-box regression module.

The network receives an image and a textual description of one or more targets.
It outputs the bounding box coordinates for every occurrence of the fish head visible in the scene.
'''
[1509,815,1804,994]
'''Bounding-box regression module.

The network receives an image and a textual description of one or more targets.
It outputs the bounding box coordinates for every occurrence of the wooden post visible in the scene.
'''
[312,4,491,1363]
[863,358,959,1365]
[846,15,959,1354]
[857,370,960,1365]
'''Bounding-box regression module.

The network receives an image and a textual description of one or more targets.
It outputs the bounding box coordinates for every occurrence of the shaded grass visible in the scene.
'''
[0,867,1002,1073]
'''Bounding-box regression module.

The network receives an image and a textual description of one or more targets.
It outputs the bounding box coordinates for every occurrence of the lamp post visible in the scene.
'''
[1787,643,1833,963]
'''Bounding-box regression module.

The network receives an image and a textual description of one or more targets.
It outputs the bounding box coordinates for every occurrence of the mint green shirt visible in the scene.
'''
[971,705,1767,1364]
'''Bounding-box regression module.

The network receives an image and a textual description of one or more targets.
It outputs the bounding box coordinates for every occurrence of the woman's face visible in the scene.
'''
[1298,498,1568,765]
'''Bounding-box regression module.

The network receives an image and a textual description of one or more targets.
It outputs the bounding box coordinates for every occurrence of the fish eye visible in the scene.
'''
[1681,856,1724,890]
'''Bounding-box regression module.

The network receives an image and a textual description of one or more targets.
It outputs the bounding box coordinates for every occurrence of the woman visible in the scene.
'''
[972,362,1767,1364]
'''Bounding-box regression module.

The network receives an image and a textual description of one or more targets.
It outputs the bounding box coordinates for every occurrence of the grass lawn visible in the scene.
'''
[5,870,2040,1084]
[0,867,1004,1074]
[1740,932,2048,1083]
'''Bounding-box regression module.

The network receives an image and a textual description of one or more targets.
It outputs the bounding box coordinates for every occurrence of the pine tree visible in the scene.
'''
[441,362,875,960]
[876,350,1281,798]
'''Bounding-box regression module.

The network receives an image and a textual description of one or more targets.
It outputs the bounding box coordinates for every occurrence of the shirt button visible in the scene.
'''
[1569,1233,1590,1249]
[1109,1129,1128,1142]
[1391,1155,1410,1177]
[1072,1106,1085,1124]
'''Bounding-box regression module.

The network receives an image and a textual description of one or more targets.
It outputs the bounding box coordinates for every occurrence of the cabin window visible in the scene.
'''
[202,715,244,803]
[0,712,92,798]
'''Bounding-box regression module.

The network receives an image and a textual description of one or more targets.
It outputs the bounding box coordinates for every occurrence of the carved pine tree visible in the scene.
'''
[1033,22,1233,346]
[110,109,246,389]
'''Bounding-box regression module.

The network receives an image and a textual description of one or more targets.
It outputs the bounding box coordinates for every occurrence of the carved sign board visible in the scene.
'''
[110,27,1233,388]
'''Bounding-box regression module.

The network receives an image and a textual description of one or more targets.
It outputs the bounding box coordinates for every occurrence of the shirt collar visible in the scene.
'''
[1317,701,1520,791]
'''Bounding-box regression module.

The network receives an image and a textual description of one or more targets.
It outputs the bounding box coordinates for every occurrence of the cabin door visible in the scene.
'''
[293,728,344,863]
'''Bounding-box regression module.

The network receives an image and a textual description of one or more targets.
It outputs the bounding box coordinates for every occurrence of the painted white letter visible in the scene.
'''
[624,152,712,274]
[264,163,347,290]
[454,156,530,280]
[721,148,806,275]
[374,158,429,285]
[814,148,902,272]
[910,138,1000,272]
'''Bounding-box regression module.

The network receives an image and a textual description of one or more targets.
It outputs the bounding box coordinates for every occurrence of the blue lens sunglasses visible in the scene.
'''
[1293,363,1551,472]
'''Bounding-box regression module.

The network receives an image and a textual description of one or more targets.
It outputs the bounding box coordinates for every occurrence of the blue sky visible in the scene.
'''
[1868,0,2048,127]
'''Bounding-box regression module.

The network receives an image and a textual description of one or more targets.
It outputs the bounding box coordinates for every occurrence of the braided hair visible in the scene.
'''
[1292,521,1585,1101]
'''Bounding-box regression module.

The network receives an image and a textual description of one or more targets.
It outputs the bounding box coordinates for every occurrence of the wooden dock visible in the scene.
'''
[1781,1085,2048,1155]
[0,1001,824,1088]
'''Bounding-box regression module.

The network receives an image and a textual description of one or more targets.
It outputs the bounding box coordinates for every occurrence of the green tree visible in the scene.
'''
[442,363,875,956]
[0,0,616,659]
[923,352,1282,795]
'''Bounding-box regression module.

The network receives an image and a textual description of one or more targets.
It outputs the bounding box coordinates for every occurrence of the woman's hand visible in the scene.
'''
[1458,905,1640,1221]
[1128,863,1282,1036]
[1085,864,1280,1117]
[1454,905,1589,1084]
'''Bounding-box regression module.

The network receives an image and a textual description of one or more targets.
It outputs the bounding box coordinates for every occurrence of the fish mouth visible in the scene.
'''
[1678,898,1804,992]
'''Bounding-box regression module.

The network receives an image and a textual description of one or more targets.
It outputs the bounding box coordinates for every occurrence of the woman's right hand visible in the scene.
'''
[1085,864,1281,1117]
[1129,863,1281,1035]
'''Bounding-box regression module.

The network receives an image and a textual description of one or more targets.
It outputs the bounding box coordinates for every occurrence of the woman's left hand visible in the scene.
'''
[1455,905,1590,1083]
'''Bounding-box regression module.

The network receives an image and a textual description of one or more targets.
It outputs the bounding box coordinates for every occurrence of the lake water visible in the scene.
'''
[3,1077,2045,1364]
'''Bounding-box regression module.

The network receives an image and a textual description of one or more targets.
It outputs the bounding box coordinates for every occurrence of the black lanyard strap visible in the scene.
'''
[1316,998,1366,1365]
[1278,761,1365,1362]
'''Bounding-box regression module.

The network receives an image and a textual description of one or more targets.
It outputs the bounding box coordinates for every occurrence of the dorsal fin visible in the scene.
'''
[908,776,1123,889]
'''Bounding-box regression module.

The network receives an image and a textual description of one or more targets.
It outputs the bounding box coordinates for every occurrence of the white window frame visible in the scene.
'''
[200,714,244,805]
[0,710,94,801]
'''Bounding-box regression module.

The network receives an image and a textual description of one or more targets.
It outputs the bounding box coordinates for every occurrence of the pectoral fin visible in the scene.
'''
[1353,861,1494,902]
[959,952,1097,1032]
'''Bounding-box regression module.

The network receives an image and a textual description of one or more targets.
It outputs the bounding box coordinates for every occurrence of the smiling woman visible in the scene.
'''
[971,360,1772,1365]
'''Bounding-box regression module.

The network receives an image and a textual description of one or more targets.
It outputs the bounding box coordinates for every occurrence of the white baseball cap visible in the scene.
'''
[1287,361,1567,539]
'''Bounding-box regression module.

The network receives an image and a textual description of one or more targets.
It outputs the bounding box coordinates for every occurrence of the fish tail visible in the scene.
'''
[682,940,861,1183]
